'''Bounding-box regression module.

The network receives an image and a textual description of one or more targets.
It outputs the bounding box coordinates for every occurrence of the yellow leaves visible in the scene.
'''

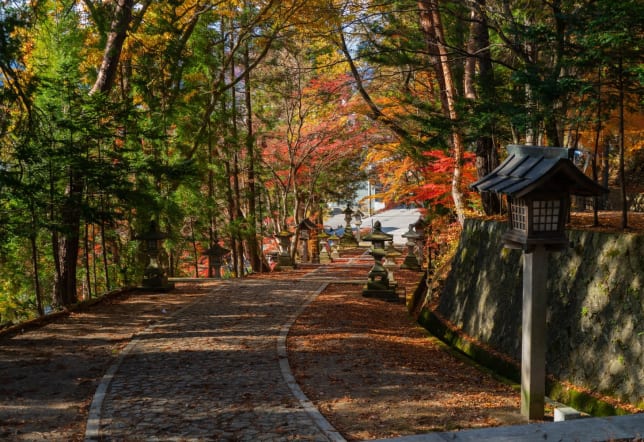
[144,32,177,51]
[79,36,103,80]
[313,48,347,77]
[289,0,341,31]
[363,142,400,161]
[213,1,245,19]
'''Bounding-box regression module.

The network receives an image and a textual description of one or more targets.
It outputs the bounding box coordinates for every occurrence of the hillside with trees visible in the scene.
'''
[0,0,641,325]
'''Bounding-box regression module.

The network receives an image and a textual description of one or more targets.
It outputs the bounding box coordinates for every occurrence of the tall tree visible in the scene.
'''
[464,0,501,215]
[417,0,466,224]
[574,0,643,229]
[317,0,483,223]
[255,38,369,233]
[49,0,139,306]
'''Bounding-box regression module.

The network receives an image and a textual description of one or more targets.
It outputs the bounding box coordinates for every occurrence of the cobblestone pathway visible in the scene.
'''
[89,278,337,442]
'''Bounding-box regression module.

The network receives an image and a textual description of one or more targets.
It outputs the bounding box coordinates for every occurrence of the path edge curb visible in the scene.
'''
[278,279,347,442]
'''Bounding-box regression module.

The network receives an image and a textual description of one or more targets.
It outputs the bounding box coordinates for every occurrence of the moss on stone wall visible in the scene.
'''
[416,218,643,415]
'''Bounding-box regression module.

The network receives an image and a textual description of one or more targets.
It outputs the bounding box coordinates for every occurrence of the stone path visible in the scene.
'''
[79,267,644,442]
[86,277,342,442]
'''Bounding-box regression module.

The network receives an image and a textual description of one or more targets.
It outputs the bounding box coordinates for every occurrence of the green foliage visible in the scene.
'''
[0,235,53,324]
[0,0,641,320]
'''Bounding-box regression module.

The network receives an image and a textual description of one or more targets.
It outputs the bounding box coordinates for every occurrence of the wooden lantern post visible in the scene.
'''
[297,218,318,263]
[471,145,607,420]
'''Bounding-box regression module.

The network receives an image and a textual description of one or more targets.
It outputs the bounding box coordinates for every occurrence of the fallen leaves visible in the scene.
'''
[287,263,526,440]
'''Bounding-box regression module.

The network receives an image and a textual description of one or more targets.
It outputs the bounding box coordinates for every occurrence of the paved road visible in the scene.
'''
[86,277,342,442]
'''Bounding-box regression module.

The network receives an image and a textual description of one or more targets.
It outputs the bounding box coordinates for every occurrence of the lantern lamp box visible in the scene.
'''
[471,145,607,251]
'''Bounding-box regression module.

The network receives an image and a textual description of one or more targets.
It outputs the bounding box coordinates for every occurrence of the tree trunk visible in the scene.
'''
[225,161,240,278]
[592,67,602,227]
[49,163,62,304]
[420,0,466,225]
[89,0,133,96]
[29,204,43,316]
[602,137,610,203]
[230,58,245,277]
[465,0,501,215]
[218,42,241,278]
[618,57,627,229]
[243,42,263,272]
[190,218,199,278]
[475,137,502,213]
[84,222,92,300]
[208,128,216,278]
[100,218,110,291]
[464,5,480,101]
[30,233,43,316]
[417,0,449,114]
[54,169,83,306]
[523,13,538,145]
[92,224,98,296]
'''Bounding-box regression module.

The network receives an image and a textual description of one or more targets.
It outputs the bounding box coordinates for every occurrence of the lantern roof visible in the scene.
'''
[401,224,422,240]
[203,243,231,257]
[297,218,318,231]
[470,145,607,198]
[362,221,393,242]
[136,220,167,241]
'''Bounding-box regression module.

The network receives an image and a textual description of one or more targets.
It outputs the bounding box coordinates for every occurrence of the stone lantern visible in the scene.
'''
[275,229,295,270]
[343,203,353,225]
[362,221,397,301]
[413,217,426,267]
[328,232,340,260]
[318,230,331,263]
[383,241,402,285]
[204,242,230,279]
[339,203,358,247]
[400,224,422,271]
[471,144,607,420]
[136,220,173,291]
[353,209,364,243]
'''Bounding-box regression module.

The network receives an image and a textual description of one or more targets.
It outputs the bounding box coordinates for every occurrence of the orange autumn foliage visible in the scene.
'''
[363,144,477,212]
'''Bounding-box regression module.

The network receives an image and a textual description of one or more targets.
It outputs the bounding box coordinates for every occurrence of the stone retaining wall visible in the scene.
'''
[425,218,643,411]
